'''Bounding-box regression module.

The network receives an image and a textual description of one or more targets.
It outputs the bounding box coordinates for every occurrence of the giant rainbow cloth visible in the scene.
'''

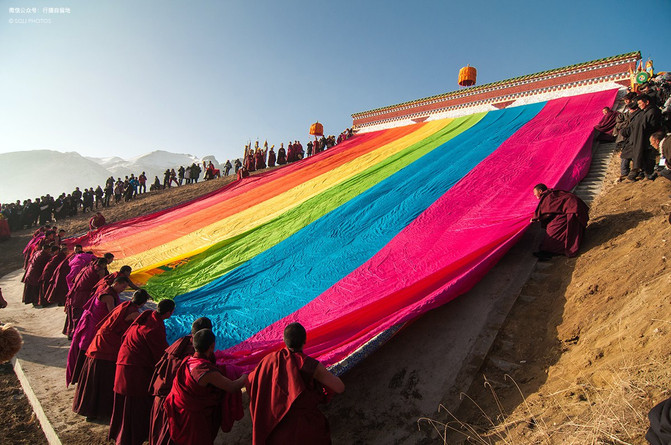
[72,89,618,373]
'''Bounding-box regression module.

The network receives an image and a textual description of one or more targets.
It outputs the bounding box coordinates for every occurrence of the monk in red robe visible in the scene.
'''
[246,152,256,172]
[93,265,140,294]
[45,245,82,306]
[163,329,246,445]
[23,229,53,274]
[286,142,296,163]
[255,149,266,170]
[73,289,149,420]
[109,300,175,445]
[64,258,109,339]
[531,183,589,260]
[148,317,212,445]
[267,147,276,168]
[277,144,287,165]
[89,212,106,231]
[23,244,58,306]
[248,322,345,445]
[66,277,132,387]
[237,166,250,181]
[66,252,96,290]
[38,245,68,306]
[594,106,619,142]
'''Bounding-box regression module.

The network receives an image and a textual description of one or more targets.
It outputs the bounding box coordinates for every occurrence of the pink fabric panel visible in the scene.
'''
[217,89,618,370]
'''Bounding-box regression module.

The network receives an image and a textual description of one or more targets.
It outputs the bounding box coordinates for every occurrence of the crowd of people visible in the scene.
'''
[1,129,357,239]
[16,226,345,444]
[593,74,671,182]
[0,164,208,234]
[532,75,671,262]
[235,129,355,180]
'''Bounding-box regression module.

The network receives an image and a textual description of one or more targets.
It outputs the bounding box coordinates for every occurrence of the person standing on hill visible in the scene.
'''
[163,170,171,189]
[109,299,175,445]
[95,186,104,209]
[531,183,589,261]
[66,277,132,387]
[650,131,671,181]
[627,94,662,180]
[138,172,147,194]
[184,166,191,184]
[177,166,185,185]
[163,329,247,445]
[114,179,124,204]
[72,289,149,421]
[148,317,212,445]
[224,160,232,176]
[64,257,109,338]
[277,144,287,165]
[191,163,201,183]
[267,147,276,168]
[247,322,345,445]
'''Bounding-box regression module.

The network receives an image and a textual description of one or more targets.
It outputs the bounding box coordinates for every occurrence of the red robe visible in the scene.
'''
[267,150,276,168]
[148,336,194,445]
[66,285,121,386]
[163,354,244,445]
[89,213,106,231]
[0,218,9,241]
[110,311,168,445]
[277,148,287,165]
[72,301,139,418]
[38,251,66,306]
[93,271,124,295]
[237,168,250,181]
[64,263,103,338]
[246,153,256,172]
[22,249,52,305]
[255,150,266,170]
[248,348,331,445]
[594,109,618,134]
[45,253,73,305]
[22,233,44,271]
[534,189,589,257]
[286,144,296,163]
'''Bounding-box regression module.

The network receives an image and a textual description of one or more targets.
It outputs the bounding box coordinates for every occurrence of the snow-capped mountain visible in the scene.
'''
[1,149,219,203]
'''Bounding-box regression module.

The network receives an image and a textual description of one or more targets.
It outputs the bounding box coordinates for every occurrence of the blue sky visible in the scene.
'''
[1,0,669,162]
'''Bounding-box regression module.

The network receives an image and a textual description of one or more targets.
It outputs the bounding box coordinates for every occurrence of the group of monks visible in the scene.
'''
[19,227,346,444]
[240,140,306,177]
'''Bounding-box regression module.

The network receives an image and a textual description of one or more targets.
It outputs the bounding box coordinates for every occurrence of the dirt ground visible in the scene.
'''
[0,362,48,445]
[1,156,670,444]
[434,156,671,444]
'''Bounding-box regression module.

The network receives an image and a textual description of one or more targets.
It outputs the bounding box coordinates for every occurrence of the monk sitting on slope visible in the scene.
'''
[247,322,345,445]
[531,183,589,261]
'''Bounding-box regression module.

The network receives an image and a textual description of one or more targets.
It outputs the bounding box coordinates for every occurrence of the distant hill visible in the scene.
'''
[1,149,219,203]
[87,150,202,182]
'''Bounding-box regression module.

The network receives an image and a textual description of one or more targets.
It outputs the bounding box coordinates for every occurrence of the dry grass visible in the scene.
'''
[420,317,671,445]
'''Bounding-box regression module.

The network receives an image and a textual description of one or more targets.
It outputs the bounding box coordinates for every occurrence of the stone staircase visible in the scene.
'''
[572,141,617,204]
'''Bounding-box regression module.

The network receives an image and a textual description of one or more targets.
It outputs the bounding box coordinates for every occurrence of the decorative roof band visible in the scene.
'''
[355,72,629,128]
[352,51,640,119]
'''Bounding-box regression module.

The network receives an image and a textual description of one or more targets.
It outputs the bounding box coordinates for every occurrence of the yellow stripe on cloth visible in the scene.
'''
[128,119,453,283]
